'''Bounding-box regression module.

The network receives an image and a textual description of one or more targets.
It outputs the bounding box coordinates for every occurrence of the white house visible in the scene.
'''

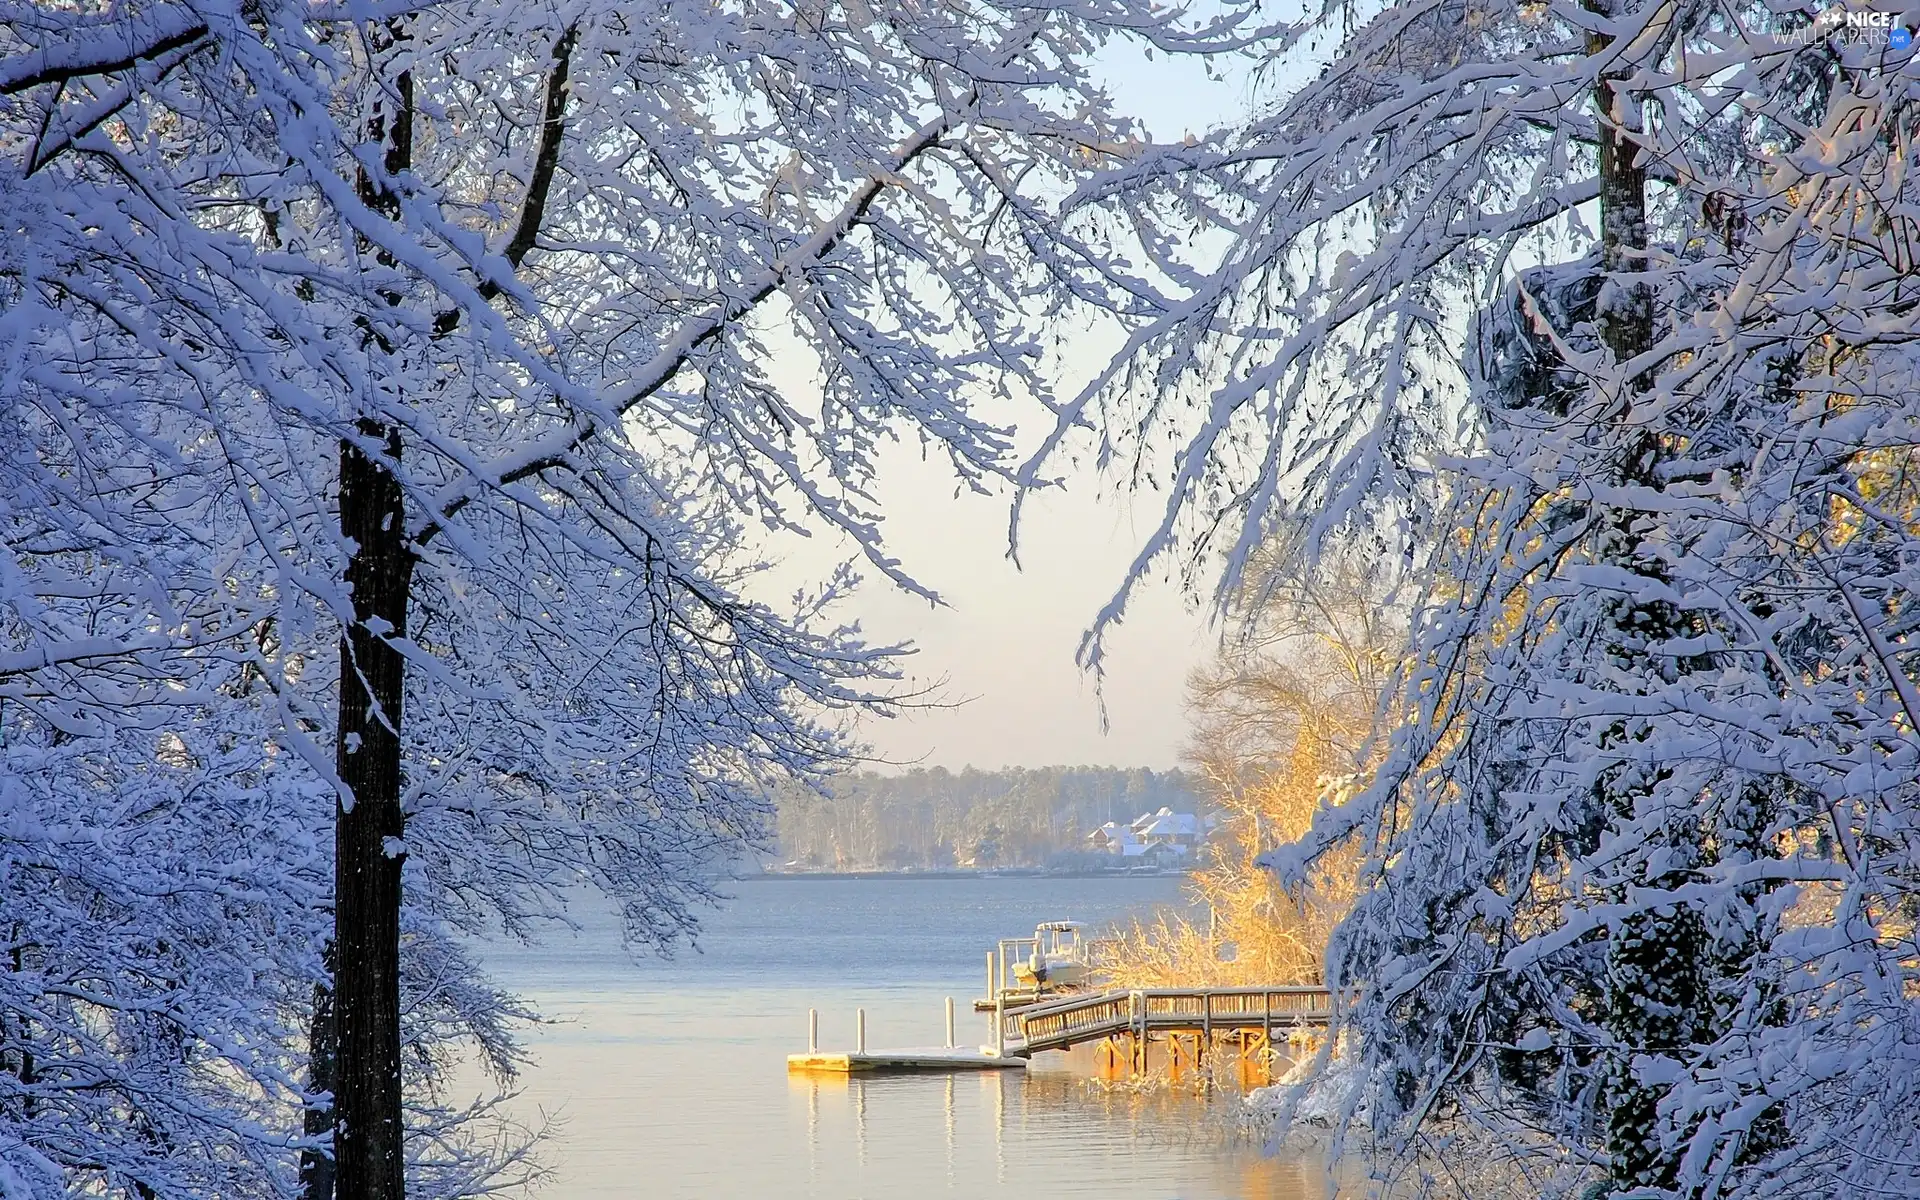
[1088,808,1208,858]
[1087,820,1148,857]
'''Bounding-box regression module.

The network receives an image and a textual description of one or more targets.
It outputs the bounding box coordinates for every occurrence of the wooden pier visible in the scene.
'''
[790,987,1335,1078]
[789,925,1334,1080]
[1005,986,1334,1055]
[994,986,1335,1080]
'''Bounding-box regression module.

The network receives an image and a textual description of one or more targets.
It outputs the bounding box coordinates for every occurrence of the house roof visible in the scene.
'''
[1137,811,1200,838]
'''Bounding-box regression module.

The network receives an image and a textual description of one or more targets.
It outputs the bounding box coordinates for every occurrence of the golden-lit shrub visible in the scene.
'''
[1102,548,1394,988]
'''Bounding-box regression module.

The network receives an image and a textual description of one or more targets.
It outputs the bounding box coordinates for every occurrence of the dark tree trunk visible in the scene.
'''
[322,22,571,1196]
[1589,55,1652,385]
[332,418,413,1200]
[331,39,415,1200]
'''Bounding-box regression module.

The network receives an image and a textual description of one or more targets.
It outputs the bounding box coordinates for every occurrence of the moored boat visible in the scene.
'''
[1009,920,1090,992]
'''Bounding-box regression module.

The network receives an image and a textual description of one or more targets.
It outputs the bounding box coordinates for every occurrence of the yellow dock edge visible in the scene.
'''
[786,1050,1027,1073]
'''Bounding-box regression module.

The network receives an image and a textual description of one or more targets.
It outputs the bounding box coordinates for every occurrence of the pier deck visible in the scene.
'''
[1000,986,1334,1056]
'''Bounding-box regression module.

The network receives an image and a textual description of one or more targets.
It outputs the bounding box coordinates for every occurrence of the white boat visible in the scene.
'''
[1009,921,1091,992]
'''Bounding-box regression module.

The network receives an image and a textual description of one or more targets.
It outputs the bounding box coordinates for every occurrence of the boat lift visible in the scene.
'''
[972,920,1096,1012]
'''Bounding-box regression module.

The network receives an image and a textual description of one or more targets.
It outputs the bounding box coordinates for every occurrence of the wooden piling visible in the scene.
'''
[1168,1032,1192,1082]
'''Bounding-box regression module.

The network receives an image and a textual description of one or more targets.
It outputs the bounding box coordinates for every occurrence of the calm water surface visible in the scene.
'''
[472,876,1323,1199]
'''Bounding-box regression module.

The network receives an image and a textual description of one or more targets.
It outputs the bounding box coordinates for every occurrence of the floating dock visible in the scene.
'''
[786,1047,1025,1073]
[787,999,1026,1074]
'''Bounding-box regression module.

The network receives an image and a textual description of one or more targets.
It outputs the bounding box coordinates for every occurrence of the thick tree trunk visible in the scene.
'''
[331,39,415,1196]
[332,419,413,1200]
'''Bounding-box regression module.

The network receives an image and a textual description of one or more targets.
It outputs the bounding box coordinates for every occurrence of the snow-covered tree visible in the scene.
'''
[0,720,326,1200]
[1040,1,1920,1195]
[0,704,534,1200]
[4,0,1261,1194]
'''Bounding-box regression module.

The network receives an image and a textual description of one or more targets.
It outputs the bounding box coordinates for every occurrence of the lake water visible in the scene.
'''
[471,875,1324,1199]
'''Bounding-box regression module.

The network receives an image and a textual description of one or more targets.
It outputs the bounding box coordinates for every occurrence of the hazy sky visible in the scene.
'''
[765,45,1267,774]
[820,449,1219,774]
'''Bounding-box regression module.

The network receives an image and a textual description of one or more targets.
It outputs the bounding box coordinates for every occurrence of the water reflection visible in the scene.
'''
[855,1074,868,1170]
[943,1075,955,1186]
[782,1061,1324,1200]
[991,1069,1006,1187]
[808,1079,820,1188]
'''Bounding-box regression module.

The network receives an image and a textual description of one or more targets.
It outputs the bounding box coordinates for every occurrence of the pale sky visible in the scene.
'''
[823,448,1219,773]
[760,45,1268,774]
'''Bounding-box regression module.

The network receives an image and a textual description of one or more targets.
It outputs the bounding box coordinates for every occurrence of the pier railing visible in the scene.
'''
[1006,986,1335,1055]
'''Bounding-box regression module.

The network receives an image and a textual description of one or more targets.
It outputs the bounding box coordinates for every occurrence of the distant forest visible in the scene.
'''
[769,766,1203,871]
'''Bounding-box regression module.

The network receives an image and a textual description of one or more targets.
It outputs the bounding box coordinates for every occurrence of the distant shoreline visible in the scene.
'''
[737,868,1188,881]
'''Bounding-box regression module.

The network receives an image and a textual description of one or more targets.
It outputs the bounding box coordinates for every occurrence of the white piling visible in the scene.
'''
[856,1008,867,1054]
[945,996,956,1049]
[808,1007,818,1053]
